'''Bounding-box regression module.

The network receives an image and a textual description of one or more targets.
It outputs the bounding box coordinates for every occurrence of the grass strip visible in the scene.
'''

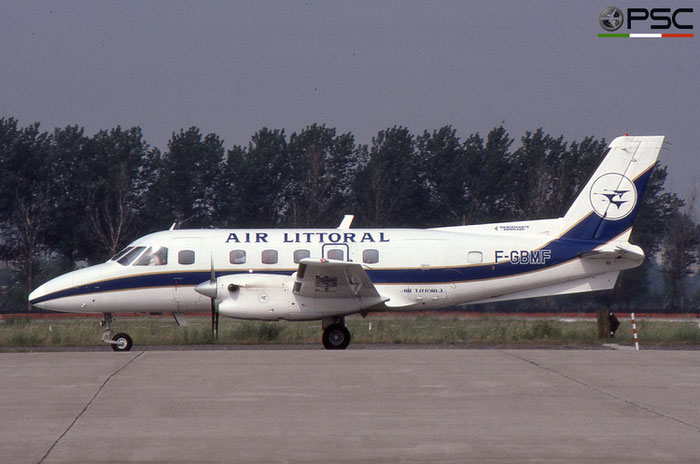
[1,315,698,348]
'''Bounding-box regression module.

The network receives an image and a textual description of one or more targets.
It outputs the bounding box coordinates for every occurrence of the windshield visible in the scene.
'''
[117,246,146,266]
[111,246,134,262]
[134,246,168,266]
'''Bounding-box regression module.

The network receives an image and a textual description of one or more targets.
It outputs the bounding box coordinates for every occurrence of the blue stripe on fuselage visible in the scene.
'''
[31,236,603,304]
[367,237,597,283]
[29,270,291,305]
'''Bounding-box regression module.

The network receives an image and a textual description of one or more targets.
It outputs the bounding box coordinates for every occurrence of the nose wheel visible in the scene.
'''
[111,333,133,351]
[101,313,134,352]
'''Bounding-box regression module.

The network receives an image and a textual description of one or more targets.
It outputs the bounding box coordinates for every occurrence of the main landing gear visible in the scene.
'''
[101,313,133,352]
[322,316,351,350]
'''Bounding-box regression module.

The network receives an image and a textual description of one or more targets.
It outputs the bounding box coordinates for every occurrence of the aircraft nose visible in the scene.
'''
[28,265,106,312]
[27,272,75,309]
[28,284,48,308]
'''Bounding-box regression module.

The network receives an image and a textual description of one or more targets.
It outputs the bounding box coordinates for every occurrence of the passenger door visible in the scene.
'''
[173,239,201,310]
[322,243,350,262]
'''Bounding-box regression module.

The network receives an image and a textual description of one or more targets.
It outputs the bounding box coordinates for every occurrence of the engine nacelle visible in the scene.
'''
[206,273,369,321]
[215,274,292,320]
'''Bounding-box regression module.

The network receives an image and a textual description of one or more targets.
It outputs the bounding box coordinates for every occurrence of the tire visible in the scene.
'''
[111,333,133,352]
[322,324,351,350]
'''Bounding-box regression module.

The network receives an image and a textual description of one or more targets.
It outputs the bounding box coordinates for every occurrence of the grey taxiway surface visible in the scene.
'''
[1,349,698,463]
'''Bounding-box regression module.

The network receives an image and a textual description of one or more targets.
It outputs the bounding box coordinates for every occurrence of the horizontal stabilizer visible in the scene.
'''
[578,241,644,264]
[470,271,620,304]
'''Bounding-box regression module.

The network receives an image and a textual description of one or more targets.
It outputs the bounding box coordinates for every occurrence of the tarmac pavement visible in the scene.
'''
[1,349,698,463]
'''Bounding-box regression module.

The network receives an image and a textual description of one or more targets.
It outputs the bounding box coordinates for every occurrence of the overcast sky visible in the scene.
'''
[1,1,698,202]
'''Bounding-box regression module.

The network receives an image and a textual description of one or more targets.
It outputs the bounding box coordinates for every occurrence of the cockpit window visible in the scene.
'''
[111,246,134,262]
[117,246,146,266]
[133,246,168,266]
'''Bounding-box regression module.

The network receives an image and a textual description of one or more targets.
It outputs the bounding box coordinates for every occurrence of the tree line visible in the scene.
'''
[0,117,697,311]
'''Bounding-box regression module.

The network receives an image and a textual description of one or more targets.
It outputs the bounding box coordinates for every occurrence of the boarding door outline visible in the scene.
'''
[173,238,201,310]
[322,243,350,262]
[405,239,449,302]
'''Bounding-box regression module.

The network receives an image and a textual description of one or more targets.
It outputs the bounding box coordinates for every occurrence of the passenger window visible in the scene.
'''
[230,250,246,264]
[261,249,278,264]
[363,249,379,264]
[134,246,168,266]
[178,250,195,265]
[117,246,146,266]
[294,249,310,263]
[467,251,483,264]
[327,249,344,261]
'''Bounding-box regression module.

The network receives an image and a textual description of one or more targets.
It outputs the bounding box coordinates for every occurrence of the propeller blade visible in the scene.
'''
[210,254,218,341]
[215,302,219,339]
[211,298,218,340]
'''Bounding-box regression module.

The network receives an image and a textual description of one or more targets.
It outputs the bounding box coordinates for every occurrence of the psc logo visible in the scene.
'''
[600,7,624,31]
[599,6,694,32]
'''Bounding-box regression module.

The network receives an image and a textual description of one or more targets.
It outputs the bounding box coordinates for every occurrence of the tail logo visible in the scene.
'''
[589,173,637,220]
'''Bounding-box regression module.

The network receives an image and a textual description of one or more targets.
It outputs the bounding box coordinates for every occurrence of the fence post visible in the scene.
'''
[631,312,640,351]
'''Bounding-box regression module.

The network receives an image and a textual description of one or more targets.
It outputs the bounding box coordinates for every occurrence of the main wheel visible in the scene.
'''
[322,324,351,350]
[111,333,133,352]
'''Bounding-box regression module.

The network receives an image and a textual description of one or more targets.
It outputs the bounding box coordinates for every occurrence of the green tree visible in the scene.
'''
[42,125,93,262]
[353,126,429,227]
[147,127,224,229]
[217,128,289,227]
[505,129,572,219]
[662,211,699,311]
[563,136,610,209]
[283,124,360,227]
[0,118,52,309]
[84,127,158,259]
[463,126,515,224]
[416,126,468,226]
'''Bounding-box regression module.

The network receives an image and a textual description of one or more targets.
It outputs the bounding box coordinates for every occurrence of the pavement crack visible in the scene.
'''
[37,351,144,464]
[502,350,700,433]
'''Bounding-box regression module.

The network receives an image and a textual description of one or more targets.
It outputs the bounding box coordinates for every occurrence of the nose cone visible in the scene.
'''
[28,284,49,308]
[27,265,104,311]
[28,271,75,309]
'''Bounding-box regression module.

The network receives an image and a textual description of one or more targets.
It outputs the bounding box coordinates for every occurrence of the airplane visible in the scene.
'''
[28,135,664,351]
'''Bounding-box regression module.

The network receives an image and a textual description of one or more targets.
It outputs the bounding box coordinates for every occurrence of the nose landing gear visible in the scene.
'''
[101,313,133,352]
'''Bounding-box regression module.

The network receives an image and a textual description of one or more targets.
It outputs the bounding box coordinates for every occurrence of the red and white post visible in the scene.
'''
[631,312,640,351]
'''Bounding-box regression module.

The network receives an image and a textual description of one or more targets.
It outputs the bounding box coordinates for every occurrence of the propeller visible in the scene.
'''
[194,255,219,341]
[210,256,219,340]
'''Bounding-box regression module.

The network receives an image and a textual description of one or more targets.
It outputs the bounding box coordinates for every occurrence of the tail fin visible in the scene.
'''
[561,135,664,242]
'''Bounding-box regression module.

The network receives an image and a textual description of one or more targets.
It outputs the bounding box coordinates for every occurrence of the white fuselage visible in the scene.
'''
[28,221,641,321]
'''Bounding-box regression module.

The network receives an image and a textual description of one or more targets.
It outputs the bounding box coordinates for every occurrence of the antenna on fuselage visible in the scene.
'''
[337,215,354,229]
[169,222,177,230]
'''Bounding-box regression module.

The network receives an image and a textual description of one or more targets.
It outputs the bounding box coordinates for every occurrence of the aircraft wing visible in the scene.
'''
[293,258,386,302]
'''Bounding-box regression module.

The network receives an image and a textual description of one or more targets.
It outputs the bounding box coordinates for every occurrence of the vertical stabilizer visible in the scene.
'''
[561,136,664,242]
